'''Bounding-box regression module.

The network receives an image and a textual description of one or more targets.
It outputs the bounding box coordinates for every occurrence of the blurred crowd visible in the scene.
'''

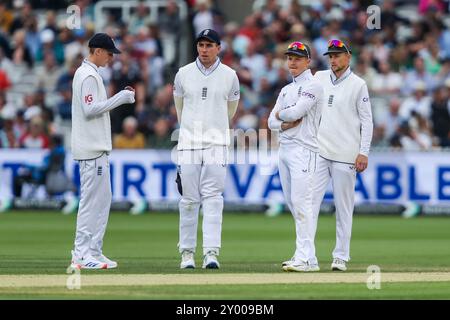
[0,0,449,152]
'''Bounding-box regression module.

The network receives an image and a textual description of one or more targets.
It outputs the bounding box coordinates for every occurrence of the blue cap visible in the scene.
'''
[88,33,121,54]
[196,29,220,45]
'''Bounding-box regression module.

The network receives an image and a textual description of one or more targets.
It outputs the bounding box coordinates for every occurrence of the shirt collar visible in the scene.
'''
[196,57,220,75]
[330,66,351,85]
[293,69,312,83]
[83,58,99,73]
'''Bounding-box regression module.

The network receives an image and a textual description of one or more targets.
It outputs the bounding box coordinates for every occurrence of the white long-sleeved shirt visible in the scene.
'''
[268,69,324,152]
[314,68,373,163]
[71,59,135,160]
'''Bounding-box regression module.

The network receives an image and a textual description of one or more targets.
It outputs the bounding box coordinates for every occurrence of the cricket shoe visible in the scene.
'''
[308,263,320,272]
[70,258,107,270]
[331,258,347,271]
[283,260,315,272]
[180,250,195,269]
[202,251,220,269]
[281,256,295,268]
[92,254,118,269]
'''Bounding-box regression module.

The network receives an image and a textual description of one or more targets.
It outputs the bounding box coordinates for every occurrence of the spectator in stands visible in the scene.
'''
[383,98,404,143]
[134,25,164,95]
[430,83,450,146]
[372,60,403,97]
[24,14,40,60]
[396,121,424,151]
[9,0,33,35]
[35,28,65,65]
[0,3,14,34]
[403,56,438,95]
[113,116,146,149]
[192,0,215,37]
[0,47,14,81]
[42,10,60,35]
[128,1,153,35]
[147,118,172,149]
[56,83,72,121]
[400,81,433,120]
[158,0,181,67]
[354,59,377,91]
[19,115,49,149]
[64,28,89,66]
[418,0,446,15]
[56,59,79,93]
[11,29,33,68]
[0,117,19,148]
[109,51,143,133]
[35,51,63,94]
[34,89,54,125]
[0,68,11,90]
[419,34,443,75]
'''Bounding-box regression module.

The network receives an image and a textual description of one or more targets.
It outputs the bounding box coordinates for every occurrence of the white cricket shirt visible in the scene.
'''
[173,58,240,150]
[268,69,324,153]
[72,59,135,160]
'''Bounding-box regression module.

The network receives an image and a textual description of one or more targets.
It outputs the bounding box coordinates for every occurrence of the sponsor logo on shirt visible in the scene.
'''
[363,97,369,102]
[302,91,315,100]
[297,86,302,97]
[84,94,93,104]
[202,87,207,100]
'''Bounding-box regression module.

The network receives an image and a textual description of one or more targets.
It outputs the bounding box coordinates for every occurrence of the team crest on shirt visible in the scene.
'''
[328,95,334,107]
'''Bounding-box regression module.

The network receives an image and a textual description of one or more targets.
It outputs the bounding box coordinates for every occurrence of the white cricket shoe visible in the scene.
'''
[281,256,295,268]
[92,254,118,269]
[283,260,310,272]
[70,258,107,270]
[331,258,347,271]
[202,251,220,269]
[308,263,320,272]
[180,250,195,269]
[70,251,108,269]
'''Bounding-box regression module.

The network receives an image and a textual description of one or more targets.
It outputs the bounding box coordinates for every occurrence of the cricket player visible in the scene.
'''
[268,41,324,272]
[70,33,135,269]
[312,39,373,271]
[173,29,240,269]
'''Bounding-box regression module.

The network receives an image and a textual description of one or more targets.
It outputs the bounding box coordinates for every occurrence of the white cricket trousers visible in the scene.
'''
[278,143,316,263]
[311,156,356,262]
[73,152,112,260]
[178,146,227,255]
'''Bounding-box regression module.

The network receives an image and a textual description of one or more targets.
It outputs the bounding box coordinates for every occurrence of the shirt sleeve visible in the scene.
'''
[278,82,322,122]
[356,83,374,156]
[268,90,284,131]
[228,72,240,101]
[173,71,184,98]
[81,76,135,118]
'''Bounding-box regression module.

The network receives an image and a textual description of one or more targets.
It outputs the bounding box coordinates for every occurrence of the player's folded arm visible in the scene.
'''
[278,83,321,122]
[268,94,284,131]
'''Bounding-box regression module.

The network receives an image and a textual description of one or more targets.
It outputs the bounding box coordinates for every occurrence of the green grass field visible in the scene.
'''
[0,211,449,299]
